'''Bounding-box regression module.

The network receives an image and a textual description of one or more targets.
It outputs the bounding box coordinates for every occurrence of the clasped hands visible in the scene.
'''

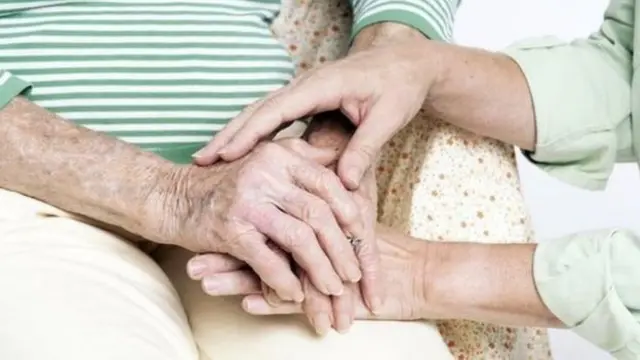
[178,112,379,335]
[165,38,435,335]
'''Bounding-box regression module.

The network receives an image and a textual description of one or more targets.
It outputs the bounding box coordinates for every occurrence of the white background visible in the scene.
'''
[453,0,637,359]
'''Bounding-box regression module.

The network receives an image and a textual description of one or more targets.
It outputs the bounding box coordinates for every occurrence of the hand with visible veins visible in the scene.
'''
[190,111,381,335]
[178,137,370,302]
[258,165,378,336]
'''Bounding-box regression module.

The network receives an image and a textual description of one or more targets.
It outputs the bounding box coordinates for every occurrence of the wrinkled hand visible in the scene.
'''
[172,138,367,302]
[257,166,378,335]
[192,40,435,190]
[188,224,427,324]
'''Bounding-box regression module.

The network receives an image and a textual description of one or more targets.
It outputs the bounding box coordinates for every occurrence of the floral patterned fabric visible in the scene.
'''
[272,0,553,358]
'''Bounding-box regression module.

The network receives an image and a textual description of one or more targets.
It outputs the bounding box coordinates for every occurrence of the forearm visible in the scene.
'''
[424,42,536,150]
[421,240,563,327]
[0,97,175,242]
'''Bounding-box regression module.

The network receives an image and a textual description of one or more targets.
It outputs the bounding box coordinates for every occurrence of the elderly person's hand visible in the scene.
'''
[188,224,428,324]
[193,30,436,191]
[258,164,378,335]
[188,120,380,334]
[291,111,380,335]
[168,137,367,302]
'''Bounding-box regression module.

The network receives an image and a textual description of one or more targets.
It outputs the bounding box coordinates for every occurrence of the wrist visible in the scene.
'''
[350,22,426,54]
[417,241,439,319]
[423,41,457,103]
[138,162,202,246]
[417,241,458,320]
[351,23,444,101]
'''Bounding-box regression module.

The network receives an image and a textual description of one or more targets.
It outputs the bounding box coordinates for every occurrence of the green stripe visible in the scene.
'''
[3,42,284,49]
[32,78,287,87]
[29,91,270,101]
[77,118,231,124]
[5,30,274,37]
[13,67,292,75]
[2,54,292,62]
[4,19,264,28]
[85,2,278,11]
[47,105,242,112]
[104,130,217,137]
[2,10,268,17]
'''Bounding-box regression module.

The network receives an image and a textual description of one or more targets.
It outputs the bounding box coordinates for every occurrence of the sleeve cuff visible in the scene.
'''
[351,0,458,42]
[0,70,31,110]
[501,37,625,191]
[534,230,640,354]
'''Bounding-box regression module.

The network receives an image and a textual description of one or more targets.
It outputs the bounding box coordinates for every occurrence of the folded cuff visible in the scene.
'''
[0,70,32,110]
[534,230,640,356]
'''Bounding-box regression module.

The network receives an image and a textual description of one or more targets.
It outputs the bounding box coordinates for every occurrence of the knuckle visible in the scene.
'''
[316,168,338,192]
[263,94,281,110]
[340,203,360,226]
[285,223,314,249]
[308,169,340,201]
[296,164,316,181]
[301,200,330,223]
[356,239,377,262]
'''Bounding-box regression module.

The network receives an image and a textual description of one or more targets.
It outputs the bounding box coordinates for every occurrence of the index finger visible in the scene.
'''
[192,97,262,165]
[218,71,344,161]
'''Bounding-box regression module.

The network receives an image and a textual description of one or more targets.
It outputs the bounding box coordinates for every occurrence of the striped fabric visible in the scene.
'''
[0,0,459,163]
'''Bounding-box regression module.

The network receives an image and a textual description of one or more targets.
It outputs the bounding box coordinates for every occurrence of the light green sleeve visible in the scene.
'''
[535,229,640,359]
[349,0,462,42]
[501,0,634,190]
[0,69,31,109]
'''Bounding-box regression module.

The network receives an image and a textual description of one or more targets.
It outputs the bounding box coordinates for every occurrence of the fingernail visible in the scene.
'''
[293,290,304,303]
[336,315,351,334]
[346,265,362,283]
[313,314,331,336]
[187,260,206,278]
[277,292,293,302]
[217,146,229,156]
[191,149,204,158]
[346,168,361,186]
[330,283,344,296]
[203,277,221,294]
[244,297,268,314]
[368,296,382,314]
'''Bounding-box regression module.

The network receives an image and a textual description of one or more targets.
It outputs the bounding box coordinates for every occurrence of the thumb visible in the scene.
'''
[337,102,402,189]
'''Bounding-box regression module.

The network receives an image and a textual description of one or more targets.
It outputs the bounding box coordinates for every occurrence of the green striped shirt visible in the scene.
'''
[0,0,459,163]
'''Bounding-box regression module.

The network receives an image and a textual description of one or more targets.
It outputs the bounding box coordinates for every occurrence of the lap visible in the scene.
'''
[0,189,449,360]
[156,246,453,360]
[0,189,198,360]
